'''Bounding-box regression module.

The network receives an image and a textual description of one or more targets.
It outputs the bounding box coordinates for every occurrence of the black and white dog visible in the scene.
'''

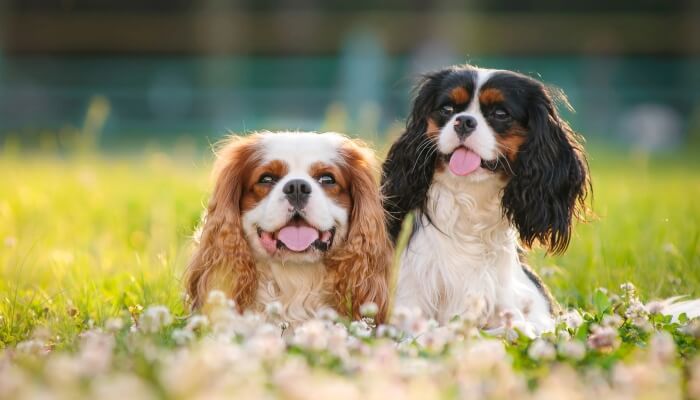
[381,64,696,336]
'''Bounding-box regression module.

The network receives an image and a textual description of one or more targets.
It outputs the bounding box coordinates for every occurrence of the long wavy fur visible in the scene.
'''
[328,141,392,322]
[501,81,590,254]
[381,69,453,241]
[184,136,261,310]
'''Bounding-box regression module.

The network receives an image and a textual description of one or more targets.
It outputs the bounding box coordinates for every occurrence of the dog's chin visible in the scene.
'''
[252,217,336,264]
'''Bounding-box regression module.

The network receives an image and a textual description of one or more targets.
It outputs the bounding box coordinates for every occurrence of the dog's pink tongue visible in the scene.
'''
[449,147,481,176]
[277,226,319,252]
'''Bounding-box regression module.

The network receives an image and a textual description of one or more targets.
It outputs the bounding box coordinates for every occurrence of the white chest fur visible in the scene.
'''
[394,171,554,336]
[254,261,332,324]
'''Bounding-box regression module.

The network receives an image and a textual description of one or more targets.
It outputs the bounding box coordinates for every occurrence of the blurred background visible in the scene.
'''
[0,0,699,150]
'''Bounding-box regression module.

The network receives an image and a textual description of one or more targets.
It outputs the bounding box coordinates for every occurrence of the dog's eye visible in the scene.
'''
[258,174,278,184]
[439,105,454,116]
[493,108,510,120]
[318,174,335,185]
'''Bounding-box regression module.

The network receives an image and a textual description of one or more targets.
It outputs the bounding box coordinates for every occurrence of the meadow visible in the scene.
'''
[1,137,700,399]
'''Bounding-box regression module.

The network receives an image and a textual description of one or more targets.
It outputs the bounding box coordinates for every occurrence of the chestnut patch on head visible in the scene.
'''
[479,88,505,104]
[242,160,289,212]
[309,161,351,209]
[449,87,470,104]
[496,123,528,163]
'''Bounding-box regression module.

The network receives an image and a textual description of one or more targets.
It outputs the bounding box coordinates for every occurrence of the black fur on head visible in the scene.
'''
[381,68,457,241]
[501,76,590,254]
[382,65,589,251]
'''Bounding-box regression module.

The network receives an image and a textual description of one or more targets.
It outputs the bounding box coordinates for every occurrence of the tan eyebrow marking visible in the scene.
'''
[242,159,289,212]
[449,87,470,104]
[309,161,350,209]
[479,88,505,104]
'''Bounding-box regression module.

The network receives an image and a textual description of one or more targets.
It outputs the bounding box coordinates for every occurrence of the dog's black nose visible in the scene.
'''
[283,179,312,209]
[454,115,478,139]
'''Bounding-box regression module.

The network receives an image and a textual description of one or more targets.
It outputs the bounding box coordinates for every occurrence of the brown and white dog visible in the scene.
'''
[185,131,391,324]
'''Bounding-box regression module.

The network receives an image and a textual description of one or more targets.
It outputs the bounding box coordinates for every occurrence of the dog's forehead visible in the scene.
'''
[258,132,345,171]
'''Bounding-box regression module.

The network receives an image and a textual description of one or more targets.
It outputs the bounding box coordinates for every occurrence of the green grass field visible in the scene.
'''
[2,146,698,347]
[1,143,700,398]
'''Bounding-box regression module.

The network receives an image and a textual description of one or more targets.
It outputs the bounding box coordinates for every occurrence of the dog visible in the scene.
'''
[185,131,392,324]
[382,64,700,336]
[382,64,590,336]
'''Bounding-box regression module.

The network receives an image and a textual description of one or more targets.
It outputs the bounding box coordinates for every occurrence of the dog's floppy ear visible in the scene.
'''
[381,70,450,241]
[328,140,392,323]
[502,83,590,254]
[184,136,260,310]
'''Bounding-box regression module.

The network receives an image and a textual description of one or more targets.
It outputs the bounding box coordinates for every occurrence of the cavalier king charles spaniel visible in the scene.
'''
[382,65,589,336]
[382,64,700,336]
[186,132,391,324]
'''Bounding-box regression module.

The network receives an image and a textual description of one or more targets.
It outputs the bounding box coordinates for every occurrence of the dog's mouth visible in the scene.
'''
[256,215,335,255]
[443,147,499,176]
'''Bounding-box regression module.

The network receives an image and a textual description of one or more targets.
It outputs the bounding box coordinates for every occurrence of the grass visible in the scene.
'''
[1,142,700,398]
[1,144,698,348]
[536,149,700,307]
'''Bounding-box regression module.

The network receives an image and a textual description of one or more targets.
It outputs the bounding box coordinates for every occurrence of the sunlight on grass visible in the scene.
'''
[0,144,698,348]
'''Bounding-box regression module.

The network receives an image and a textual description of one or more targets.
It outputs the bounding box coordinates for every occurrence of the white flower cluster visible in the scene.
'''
[0,290,698,400]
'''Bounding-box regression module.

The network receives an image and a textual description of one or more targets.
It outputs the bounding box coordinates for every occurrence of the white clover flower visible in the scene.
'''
[16,339,47,356]
[649,331,676,364]
[246,324,285,360]
[390,306,415,326]
[504,327,520,342]
[461,296,487,324]
[528,339,556,361]
[416,327,451,353]
[500,309,515,329]
[557,329,572,342]
[391,306,428,337]
[231,312,266,338]
[601,314,623,328]
[376,324,399,339]
[139,305,173,334]
[558,340,586,361]
[359,302,379,318]
[349,320,372,338]
[631,316,653,333]
[104,317,124,333]
[558,309,584,330]
[625,299,649,320]
[682,320,700,339]
[265,301,283,317]
[346,336,371,356]
[620,282,636,294]
[172,329,194,345]
[396,338,419,357]
[78,330,115,374]
[207,307,238,336]
[646,301,665,315]
[317,307,339,322]
[327,323,350,358]
[206,290,228,307]
[587,325,620,351]
[292,320,329,351]
[184,315,209,332]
